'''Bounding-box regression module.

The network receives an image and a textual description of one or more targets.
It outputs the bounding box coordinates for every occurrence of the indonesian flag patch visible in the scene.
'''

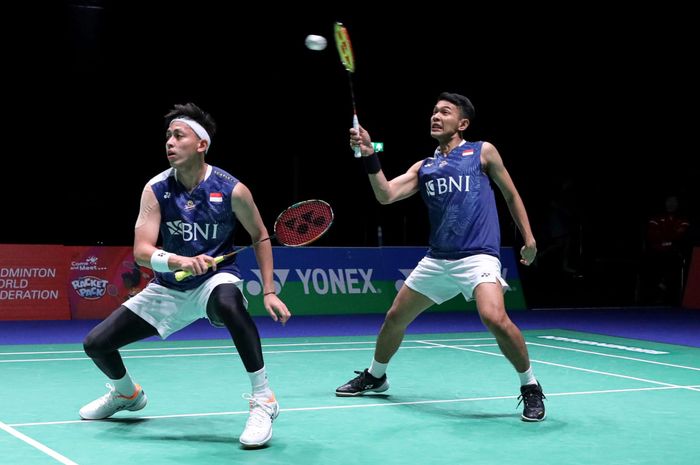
[209,192,223,203]
[461,148,474,156]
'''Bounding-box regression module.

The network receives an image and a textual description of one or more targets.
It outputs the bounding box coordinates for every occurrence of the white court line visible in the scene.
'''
[416,340,700,392]
[0,345,501,363]
[527,342,700,371]
[0,421,79,464]
[9,384,700,428]
[443,341,700,372]
[1,335,696,371]
[0,337,498,356]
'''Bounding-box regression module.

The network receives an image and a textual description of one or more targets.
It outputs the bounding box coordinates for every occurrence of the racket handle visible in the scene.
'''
[174,255,225,282]
[352,113,361,158]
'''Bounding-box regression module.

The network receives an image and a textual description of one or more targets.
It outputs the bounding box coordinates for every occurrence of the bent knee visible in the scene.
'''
[384,307,413,330]
[83,332,111,357]
[479,311,511,332]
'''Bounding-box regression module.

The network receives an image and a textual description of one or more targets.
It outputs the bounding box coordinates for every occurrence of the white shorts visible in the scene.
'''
[404,254,509,304]
[123,273,248,338]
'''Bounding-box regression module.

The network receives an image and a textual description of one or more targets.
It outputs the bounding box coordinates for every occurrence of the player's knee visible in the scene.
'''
[208,284,248,326]
[209,283,244,309]
[384,307,412,330]
[83,332,111,358]
[480,311,509,333]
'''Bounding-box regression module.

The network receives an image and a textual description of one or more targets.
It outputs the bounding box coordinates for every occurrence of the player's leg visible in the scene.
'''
[207,283,279,448]
[80,306,157,419]
[473,282,546,421]
[336,285,434,396]
[375,285,435,363]
[473,283,530,371]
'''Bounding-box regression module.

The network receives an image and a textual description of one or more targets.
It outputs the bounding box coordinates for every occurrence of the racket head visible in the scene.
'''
[273,199,334,247]
[334,22,355,73]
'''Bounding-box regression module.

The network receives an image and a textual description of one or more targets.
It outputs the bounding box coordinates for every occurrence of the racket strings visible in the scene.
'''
[275,201,333,246]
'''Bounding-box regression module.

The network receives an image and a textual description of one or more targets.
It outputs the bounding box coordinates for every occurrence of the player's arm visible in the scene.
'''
[482,142,537,265]
[133,184,215,275]
[232,183,291,324]
[351,125,421,204]
[133,185,164,267]
[368,160,422,205]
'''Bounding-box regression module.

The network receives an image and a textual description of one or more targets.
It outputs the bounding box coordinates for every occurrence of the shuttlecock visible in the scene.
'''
[305,34,327,51]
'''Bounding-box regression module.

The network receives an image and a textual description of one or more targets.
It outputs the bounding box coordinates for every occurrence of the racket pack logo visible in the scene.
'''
[71,275,109,299]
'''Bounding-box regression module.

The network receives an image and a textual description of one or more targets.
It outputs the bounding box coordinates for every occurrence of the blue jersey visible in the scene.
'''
[418,140,501,260]
[149,165,241,291]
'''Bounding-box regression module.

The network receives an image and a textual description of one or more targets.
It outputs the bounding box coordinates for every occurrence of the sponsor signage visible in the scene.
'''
[0,244,71,320]
[237,247,525,316]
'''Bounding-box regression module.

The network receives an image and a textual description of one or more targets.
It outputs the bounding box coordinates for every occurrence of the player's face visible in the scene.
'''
[430,100,467,140]
[165,122,204,168]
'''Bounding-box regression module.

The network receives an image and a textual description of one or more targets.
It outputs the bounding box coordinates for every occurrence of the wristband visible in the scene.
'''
[362,152,381,174]
[150,250,173,273]
[263,291,276,296]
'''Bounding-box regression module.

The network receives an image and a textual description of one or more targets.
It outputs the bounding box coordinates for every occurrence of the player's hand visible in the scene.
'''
[520,243,537,266]
[350,125,374,156]
[264,294,291,325]
[175,254,217,276]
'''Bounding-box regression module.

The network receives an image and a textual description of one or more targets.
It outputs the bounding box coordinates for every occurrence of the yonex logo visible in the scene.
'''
[283,211,326,235]
[246,269,290,296]
[395,268,507,292]
[245,268,378,295]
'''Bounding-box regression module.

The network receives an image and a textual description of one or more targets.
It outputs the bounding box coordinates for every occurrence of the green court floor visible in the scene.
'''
[2,329,699,464]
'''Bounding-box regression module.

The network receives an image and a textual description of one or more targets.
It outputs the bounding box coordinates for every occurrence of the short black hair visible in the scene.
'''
[437,92,475,122]
[164,102,217,140]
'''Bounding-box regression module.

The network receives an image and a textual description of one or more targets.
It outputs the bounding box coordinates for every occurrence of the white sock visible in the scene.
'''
[368,359,388,378]
[111,371,137,396]
[518,367,537,386]
[249,366,273,398]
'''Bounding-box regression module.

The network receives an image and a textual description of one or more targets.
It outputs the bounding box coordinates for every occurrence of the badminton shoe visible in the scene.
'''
[79,383,147,420]
[239,393,280,448]
[335,369,389,397]
[518,382,546,421]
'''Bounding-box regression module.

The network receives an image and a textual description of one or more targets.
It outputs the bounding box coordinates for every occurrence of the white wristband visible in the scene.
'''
[150,250,173,273]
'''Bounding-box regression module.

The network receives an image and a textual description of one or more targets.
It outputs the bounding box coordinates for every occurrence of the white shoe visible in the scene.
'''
[239,393,280,448]
[79,383,147,420]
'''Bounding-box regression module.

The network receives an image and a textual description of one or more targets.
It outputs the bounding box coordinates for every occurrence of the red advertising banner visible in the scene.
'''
[0,244,71,320]
[68,246,154,319]
[682,247,700,310]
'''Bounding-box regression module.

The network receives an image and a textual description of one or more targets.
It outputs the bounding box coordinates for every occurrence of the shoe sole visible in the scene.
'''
[521,411,546,422]
[239,403,279,448]
[335,381,389,397]
[79,392,147,420]
[240,432,273,449]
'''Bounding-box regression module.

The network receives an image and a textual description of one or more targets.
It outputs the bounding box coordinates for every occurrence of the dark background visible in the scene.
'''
[5,2,698,308]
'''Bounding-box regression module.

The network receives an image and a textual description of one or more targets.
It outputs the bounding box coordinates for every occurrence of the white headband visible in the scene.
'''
[171,117,212,153]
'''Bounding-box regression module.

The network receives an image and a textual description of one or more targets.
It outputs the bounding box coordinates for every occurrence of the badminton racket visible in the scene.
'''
[334,22,361,158]
[174,199,334,281]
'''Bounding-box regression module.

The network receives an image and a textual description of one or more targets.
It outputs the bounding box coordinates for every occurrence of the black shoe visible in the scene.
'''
[335,369,389,397]
[517,382,546,422]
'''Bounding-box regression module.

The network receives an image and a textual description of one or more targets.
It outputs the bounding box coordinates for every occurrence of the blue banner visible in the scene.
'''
[236,247,525,315]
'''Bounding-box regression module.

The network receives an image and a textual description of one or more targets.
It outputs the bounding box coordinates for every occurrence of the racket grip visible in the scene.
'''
[174,255,225,282]
[352,114,361,158]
